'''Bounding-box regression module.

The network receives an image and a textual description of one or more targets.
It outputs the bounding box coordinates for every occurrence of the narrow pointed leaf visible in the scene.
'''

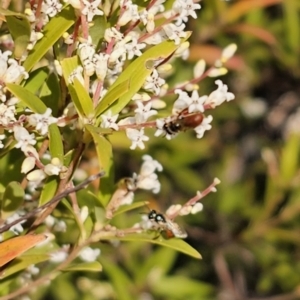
[23,6,76,72]
[0,234,48,267]
[94,80,130,117]
[6,83,47,113]
[49,124,64,162]
[85,125,114,205]
[24,67,49,94]
[39,176,58,206]
[40,72,61,116]
[63,261,102,272]
[100,233,201,259]
[113,201,149,217]
[0,8,31,59]
[0,254,49,279]
[73,78,94,118]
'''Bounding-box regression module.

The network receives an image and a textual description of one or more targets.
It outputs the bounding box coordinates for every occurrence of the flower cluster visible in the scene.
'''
[105,155,162,219]
[0,2,236,293]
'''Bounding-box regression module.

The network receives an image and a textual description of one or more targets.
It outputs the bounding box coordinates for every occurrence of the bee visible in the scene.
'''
[162,110,204,136]
[147,209,187,239]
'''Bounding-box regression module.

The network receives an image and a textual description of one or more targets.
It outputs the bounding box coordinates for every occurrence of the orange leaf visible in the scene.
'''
[0,234,48,267]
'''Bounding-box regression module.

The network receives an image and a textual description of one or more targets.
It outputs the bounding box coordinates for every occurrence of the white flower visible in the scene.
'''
[143,70,165,95]
[82,0,103,22]
[93,53,109,80]
[166,204,182,216]
[27,169,46,183]
[207,67,228,77]
[0,103,16,125]
[6,213,26,234]
[205,80,235,108]
[104,27,123,43]
[140,154,163,175]
[27,108,58,135]
[172,0,201,25]
[14,126,36,152]
[79,247,101,262]
[135,155,162,193]
[136,172,161,193]
[27,264,40,275]
[126,128,149,150]
[3,59,28,82]
[191,202,203,214]
[50,248,68,263]
[109,44,127,63]
[118,2,140,26]
[0,51,28,83]
[125,38,146,60]
[45,215,55,227]
[100,110,119,130]
[80,206,89,222]
[82,59,95,76]
[41,0,62,17]
[0,50,12,78]
[134,101,157,124]
[53,220,67,232]
[173,90,191,113]
[220,43,237,63]
[21,157,36,174]
[194,115,213,139]
[188,90,206,113]
[139,10,155,33]
[78,37,95,62]
[194,59,206,78]
[162,23,187,45]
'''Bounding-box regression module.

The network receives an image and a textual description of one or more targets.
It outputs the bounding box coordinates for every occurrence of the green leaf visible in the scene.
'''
[89,15,107,50]
[23,5,76,72]
[100,234,202,259]
[73,78,94,118]
[85,125,114,205]
[0,8,31,59]
[95,39,186,115]
[24,67,49,94]
[6,83,47,113]
[113,201,149,217]
[39,176,58,206]
[283,0,299,53]
[0,254,49,279]
[61,56,80,80]
[67,83,85,118]
[100,259,133,300]
[0,182,24,219]
[40,72,61,116]
[280,134,300,184]
[49,124,64,162]
[63,261,102,272]
[153,276,214,298]
[94,80,130,117]
[61,57,87,117]
[135,247,177,286]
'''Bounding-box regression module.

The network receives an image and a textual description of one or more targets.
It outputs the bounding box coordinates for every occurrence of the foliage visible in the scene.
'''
[0,0,300,299]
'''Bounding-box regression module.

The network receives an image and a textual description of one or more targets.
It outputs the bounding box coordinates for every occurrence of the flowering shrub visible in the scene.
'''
[0,0,236,298]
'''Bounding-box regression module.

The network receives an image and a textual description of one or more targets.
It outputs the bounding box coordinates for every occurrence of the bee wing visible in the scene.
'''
[165,218,187,239]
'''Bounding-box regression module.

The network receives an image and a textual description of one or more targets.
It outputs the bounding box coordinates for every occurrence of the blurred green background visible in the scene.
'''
[33,0,300,299]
